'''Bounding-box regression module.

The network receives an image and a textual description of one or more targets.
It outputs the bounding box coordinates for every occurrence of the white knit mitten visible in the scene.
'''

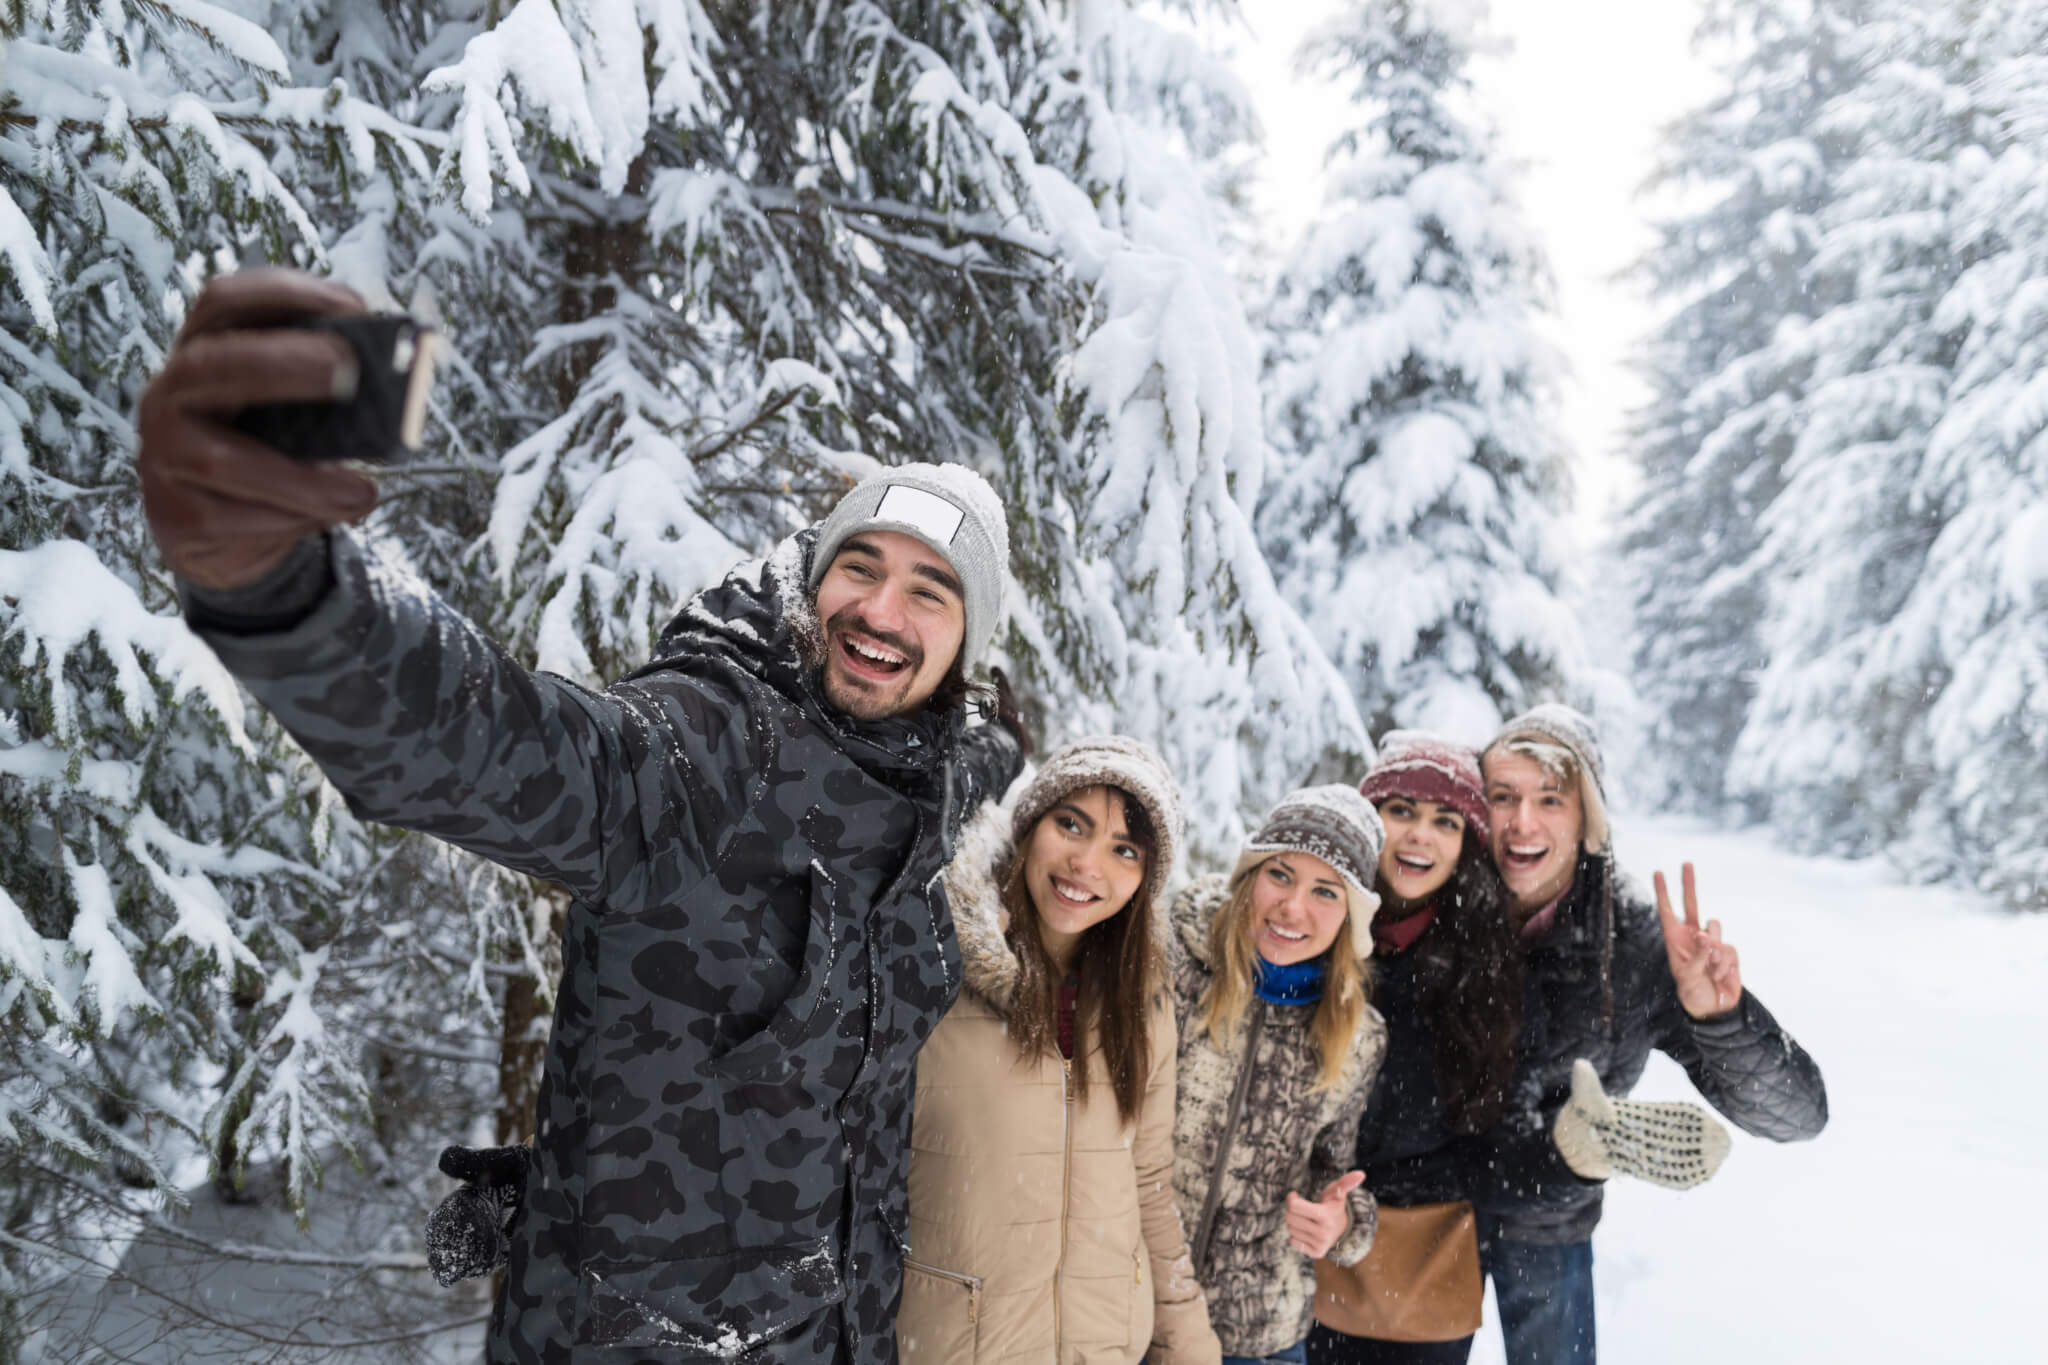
[1552,1058,1732,1189]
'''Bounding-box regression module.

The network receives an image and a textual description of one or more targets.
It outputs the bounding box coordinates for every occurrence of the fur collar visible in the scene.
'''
[945,799,1024,1016]
[1172,873,1230,972]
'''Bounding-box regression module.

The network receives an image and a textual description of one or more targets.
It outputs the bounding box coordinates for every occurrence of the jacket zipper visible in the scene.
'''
[1191,999,1265,1274]
[904,1258,984,1326]
[1054,1055,1074,1345]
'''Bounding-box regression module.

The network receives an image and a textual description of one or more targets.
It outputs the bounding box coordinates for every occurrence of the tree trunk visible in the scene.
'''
[495,889,567,1146]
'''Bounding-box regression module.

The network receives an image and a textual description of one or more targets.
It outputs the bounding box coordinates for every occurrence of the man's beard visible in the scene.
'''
[816,606,926,721]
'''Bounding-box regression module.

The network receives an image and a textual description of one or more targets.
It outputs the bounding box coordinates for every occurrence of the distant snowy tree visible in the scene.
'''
[1258,0,1580,752]
[1625,0,2048,909]
[1847,6,2048,908]
[1720,4,1976,853]
[1621,0,1871,814]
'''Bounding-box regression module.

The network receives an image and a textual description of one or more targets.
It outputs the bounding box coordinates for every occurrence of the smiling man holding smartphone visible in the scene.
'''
[135,268,1026,1365]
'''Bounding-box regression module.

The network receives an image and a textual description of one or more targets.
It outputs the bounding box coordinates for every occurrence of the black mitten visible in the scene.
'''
[425,1143,532,1287]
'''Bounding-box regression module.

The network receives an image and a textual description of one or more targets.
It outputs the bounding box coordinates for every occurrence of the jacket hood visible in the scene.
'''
[945,801,1024,1015]
[633,527,961,785]
[946,794,1174,1018]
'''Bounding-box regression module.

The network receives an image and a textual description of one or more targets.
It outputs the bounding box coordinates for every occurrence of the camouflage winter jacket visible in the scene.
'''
[187,528,1022,1365]
[1452,850,1829,1244]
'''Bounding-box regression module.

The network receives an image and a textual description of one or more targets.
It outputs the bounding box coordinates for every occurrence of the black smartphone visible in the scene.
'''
[231,313,439,464]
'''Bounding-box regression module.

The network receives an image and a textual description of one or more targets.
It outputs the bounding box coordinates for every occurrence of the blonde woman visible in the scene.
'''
[1167,788,1389,1365]
[899,738,1221,1365]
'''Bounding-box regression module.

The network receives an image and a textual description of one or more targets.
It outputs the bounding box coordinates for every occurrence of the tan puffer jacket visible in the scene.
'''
[1167,876,1387,1359]
[899,805,1220,1365]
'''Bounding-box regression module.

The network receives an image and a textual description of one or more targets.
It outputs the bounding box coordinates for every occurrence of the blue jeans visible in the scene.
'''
[1477,1216,1596,1365]
[1224,1342,1308,1365]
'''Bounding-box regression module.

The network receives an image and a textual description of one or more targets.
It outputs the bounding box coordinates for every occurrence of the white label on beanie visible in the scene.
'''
[874,484,965,545]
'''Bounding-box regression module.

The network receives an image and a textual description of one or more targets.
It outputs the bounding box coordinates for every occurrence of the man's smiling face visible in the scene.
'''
[1483,748,1585,918]
[812,530,966,720]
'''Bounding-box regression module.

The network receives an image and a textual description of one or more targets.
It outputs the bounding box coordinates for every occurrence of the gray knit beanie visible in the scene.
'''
[807,462,1009,668]
[1010,737,1184,894]
[1483,703,1610,854]
[1229,785,1386,957]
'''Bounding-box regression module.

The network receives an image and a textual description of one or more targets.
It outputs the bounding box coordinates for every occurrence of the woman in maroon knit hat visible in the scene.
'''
[1307,732,1521,1365]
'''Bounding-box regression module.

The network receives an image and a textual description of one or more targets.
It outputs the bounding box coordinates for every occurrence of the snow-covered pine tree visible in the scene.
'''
[2,6,1379,1343]
[1719,3,1979,854]
[1842,6,2048,908]
[431,0,1366,858]
[1624,0,2047,908]
[1257,0,1579,752]
[1619,0,1873,814]
[0,0,477,1340]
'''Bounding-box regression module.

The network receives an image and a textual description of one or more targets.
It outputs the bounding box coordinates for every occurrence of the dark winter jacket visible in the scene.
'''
[188,528,1021,1365]
[1461,851,1829,1245]
[1347,934,1466,1210]
[1165,878,1385,1359]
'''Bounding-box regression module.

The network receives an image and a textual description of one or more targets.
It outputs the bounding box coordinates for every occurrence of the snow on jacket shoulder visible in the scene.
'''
[189,528,1022,1365]
[1468,851,1829,1244]
[900,802,1220,1365]
[1165,876,1386,1360]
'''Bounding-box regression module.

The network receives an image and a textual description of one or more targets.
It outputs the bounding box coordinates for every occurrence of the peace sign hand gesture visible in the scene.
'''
[1655,863,1742,1020]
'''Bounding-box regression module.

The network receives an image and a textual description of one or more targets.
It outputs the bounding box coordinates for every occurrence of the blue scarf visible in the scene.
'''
[1253,954,1327,1006]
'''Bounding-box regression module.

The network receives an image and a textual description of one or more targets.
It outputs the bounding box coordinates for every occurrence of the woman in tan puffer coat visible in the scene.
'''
[899,739,1221,1365]
[1169,788,1390,1365]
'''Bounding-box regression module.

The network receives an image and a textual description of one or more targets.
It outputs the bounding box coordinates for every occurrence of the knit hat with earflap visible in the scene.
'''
[1009,737,1184,897]
[807,462,1009,668]
[1484,703,1609,855]
[1229,785,1385,957]
[1358,730,1490,840]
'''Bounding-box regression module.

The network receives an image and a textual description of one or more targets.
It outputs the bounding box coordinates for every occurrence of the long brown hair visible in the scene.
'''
[1198,864,1371,1094]
[999,789,1160,1126]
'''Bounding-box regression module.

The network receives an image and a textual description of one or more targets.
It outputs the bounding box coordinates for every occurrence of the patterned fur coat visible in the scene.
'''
[1165,876,1387,1359]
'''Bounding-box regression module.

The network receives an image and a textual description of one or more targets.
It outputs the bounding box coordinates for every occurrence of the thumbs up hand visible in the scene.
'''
[1284,1169,1365,1259]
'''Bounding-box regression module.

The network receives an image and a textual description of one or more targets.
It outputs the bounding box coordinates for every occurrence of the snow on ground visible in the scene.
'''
[1465,815,2048,1365]
[21,1154,487,1365]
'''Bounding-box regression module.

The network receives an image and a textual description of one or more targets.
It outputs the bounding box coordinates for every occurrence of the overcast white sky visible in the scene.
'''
[1230,0,1720,541]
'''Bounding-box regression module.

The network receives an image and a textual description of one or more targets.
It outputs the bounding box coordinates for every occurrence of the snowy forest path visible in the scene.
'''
[1464,818,2048,1363]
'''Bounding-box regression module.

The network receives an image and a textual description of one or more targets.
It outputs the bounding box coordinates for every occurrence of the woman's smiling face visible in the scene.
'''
[1248,852,1350,965]
[1375,796,1466,903]
[1021,785,1147,958]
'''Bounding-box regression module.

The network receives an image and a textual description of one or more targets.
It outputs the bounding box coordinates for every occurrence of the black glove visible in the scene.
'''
[988,666,1035,759]
[425,1143,531,1286]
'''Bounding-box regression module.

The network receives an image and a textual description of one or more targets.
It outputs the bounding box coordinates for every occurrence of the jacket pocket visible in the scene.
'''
[704,861,840,1082]
[577,1238,845,1352]
[898,1259,982,1364]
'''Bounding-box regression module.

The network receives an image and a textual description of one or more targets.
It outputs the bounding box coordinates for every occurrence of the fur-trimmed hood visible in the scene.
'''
[946,736,1187,1017]
[942,798,1027,1016]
